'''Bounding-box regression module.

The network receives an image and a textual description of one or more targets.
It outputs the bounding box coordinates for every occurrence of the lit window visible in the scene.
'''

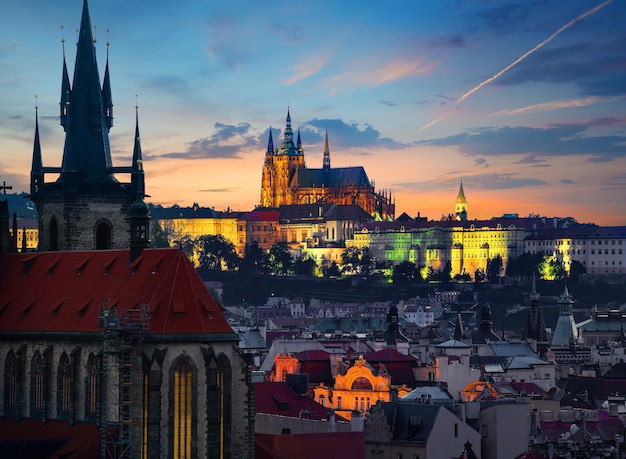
[173,362,193,458]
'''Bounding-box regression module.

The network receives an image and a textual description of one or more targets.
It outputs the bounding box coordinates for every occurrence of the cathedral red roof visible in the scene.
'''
[0,248,235,337]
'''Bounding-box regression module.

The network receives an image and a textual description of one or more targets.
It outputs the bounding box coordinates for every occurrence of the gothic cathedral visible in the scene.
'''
[260,109,395,221]
[29,0,148,253]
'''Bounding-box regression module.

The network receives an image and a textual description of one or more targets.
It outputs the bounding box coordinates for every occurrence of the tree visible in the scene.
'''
[241,241,270,274]
[324,261,341,278]
[569,259,587,281]
[341,246,373,277]
[391,261,420,284]
[486,254,503,283]
[540,256,567,281]
[293,256,317,276]
[269,241,292,275]
[195,234,240,271]
[150,221,171,248]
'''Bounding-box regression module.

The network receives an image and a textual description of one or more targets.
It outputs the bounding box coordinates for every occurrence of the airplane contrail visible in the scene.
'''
[455,0,613,105]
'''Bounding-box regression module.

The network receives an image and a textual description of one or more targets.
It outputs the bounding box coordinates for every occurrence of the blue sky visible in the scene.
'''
[1,0,625,225]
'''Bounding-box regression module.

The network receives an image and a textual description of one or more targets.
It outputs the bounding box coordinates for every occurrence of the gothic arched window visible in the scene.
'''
[49,217,58,251]
[170,358,196,459]
[95,220,112,250]
[85,353,99,422]
[206,354,232,459]
[4,351,19,417]
[31,351,46,418]
[57,352,73,419]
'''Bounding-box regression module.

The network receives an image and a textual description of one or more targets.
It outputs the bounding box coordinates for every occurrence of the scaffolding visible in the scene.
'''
[99,304,150,459]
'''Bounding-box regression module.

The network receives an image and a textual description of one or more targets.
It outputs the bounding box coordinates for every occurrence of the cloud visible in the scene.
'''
[491,95,623,116]
[282,54,330,85]
[301,118,404,148]
[272,23,305,43]
[425,34,466,48]
[561,179,575,184]
[495,36,626,98]
[313,58,438,95]
[394,173,547,192]
[158,122,257,159]
[421,123,626,160]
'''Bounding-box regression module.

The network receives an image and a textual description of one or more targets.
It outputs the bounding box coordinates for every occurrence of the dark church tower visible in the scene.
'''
[29,0,145,252]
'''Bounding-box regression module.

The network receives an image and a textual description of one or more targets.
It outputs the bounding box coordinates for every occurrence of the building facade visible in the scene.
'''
[259,110,395,220]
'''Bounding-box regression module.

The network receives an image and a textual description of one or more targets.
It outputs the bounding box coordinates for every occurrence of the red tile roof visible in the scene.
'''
[255,432,365,459]
[255,382,346,421]
[0,417,101,458]
[0,249,235,337]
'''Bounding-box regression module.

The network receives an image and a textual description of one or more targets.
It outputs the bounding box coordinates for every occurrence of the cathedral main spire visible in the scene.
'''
[59,0,113,184]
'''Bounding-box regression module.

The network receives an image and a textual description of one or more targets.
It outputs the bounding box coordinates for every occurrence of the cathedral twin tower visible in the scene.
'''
[260,110,395,221]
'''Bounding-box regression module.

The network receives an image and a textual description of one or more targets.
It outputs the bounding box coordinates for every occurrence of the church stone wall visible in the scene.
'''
[36,194,132,251]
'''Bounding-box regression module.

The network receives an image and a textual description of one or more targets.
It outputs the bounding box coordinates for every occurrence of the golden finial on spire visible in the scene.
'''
[93,25,97,44]
[106,29,110,48]
[135,94,139,110]
[75,28,79,46]
[35,94,38,110]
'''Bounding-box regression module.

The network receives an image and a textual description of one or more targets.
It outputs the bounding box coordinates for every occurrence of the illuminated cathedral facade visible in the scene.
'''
[260,110,395,220]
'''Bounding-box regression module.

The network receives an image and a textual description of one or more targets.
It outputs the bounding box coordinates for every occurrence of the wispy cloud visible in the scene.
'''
[314,58,438,95]
[282,54,330,85]
[492,96,622,116]
[421,123,626,160]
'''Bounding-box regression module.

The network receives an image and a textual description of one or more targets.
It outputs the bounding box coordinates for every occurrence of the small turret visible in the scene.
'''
[102,39,113,131]
[129,110,150,262]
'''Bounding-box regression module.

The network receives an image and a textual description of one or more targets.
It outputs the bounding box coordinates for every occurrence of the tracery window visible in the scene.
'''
[31,352,46,418]
[4,351,19,416]
[85,353,99,421]
[57,352,73,419]
[173,361,192,458]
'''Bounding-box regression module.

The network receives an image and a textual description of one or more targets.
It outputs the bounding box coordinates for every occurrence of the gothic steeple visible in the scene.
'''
[266,128,275,155]
[60,0,113,184]
[102,37,113,131]
[279,107,300,156]
[455,180,468,221]
[31,104,43,195]
[131,105,144,192]
[60,32,72,131]
[129,107,150,262]
[323,130,331,172]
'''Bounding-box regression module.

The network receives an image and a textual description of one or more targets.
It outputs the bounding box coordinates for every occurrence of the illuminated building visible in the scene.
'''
[260,109,395,220]
[525,226,626,276]
[313,355,411,420]
[352,218,533,279]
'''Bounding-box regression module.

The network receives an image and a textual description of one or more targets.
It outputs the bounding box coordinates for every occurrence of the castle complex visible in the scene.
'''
[260,110,395,221]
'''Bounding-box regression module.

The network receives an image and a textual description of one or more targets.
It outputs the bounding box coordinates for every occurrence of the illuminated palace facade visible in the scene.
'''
[259,109,395,221]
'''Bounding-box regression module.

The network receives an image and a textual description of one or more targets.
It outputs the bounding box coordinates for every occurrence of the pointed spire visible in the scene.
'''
[296,127,303,152]
[131,102,144,193]
[266,127,274,155]
[456,180,467,203]
[31,102,44,195]
[102,30,113,131]
[60,27,72,131]
[323,130,331,172]
[60,0,114,183]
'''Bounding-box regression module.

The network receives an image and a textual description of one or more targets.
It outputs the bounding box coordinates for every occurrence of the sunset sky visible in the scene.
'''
[1,0,625,225]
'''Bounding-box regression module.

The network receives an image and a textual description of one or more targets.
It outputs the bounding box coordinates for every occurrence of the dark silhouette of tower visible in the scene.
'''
[29,0,148,252]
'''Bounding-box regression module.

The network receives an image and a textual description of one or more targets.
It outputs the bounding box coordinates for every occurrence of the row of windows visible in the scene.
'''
[3,349,232,459]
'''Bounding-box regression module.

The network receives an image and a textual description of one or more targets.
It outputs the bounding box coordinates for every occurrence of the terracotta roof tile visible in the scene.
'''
[0,248,234,337]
